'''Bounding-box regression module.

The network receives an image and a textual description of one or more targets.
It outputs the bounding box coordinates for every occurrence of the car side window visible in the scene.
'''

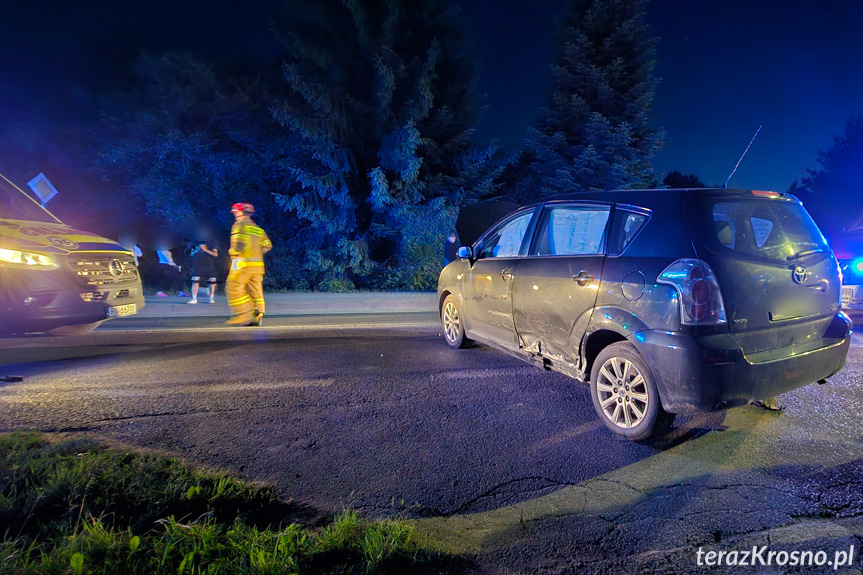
[477,212,533,259]
[531,205,610,256]
[605,207,651,256]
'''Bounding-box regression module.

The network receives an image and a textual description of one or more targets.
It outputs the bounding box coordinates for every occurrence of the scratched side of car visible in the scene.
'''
[438,188,851,441]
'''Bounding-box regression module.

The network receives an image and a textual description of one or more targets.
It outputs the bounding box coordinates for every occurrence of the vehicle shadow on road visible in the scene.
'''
[643,411,729,449]
[421,403,863,574]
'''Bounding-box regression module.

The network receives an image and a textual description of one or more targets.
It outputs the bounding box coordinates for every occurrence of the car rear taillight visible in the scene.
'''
[658,259,727,325]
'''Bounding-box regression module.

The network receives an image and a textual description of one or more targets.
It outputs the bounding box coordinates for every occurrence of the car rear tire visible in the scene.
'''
[441,294,473,349]
[590,341,674,441]
[46,321,103,336]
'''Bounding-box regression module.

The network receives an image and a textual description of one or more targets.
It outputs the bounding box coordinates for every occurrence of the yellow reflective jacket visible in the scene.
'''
[229,218,272,272]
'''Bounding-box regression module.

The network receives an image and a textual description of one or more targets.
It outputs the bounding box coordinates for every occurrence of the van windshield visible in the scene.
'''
[0,174,61,223]
[702,197,828,263]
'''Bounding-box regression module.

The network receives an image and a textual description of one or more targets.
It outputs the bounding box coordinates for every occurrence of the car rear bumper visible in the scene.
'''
[632,312,852,413]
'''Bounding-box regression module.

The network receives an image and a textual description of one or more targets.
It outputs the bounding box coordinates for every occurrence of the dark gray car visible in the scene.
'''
[438,189,852,440]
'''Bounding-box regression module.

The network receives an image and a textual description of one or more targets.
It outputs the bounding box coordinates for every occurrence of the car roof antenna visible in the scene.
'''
[723,125,762,189]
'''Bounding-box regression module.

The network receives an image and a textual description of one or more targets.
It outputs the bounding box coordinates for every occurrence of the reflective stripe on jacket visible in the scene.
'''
[229,218,272,270]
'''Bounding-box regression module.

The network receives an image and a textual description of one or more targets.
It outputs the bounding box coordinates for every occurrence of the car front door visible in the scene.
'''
[463,209,537,349]
[512,203,611,365]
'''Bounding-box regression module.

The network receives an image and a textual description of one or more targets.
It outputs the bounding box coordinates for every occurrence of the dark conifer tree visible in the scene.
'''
[517,0,664,201]
[797,114,863,243]
[271,0,496,290]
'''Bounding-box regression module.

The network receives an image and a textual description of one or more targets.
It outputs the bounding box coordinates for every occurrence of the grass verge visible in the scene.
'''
[0,432,466,574]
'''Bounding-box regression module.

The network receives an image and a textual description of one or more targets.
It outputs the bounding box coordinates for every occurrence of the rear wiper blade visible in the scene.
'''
[787,248,826,261]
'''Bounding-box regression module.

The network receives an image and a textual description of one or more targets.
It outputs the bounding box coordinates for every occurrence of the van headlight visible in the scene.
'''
[0,248,59,269]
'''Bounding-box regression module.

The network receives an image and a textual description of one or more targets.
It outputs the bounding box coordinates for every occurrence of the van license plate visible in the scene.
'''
[107,304,137,318]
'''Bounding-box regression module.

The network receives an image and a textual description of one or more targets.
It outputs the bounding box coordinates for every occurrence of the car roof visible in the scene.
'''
[529,188,789,207]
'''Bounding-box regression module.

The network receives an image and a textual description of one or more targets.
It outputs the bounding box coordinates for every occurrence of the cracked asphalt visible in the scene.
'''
[2,315,863,574]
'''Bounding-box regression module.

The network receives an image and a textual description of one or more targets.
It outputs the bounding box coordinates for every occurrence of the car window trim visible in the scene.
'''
[606,204,653,258]
[473,206,540,259]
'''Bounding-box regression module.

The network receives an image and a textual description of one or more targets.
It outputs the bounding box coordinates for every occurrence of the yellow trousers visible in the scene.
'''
[226,268,265,323]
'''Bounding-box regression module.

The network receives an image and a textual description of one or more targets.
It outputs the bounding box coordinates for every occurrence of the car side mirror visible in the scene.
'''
[457,246,472,259]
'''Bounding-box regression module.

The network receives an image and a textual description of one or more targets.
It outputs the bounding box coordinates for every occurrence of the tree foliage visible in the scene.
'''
[92,1,496,292]
[94,53,309,288]
[270,0,498,289]
[97,53,291,235]
[795,114,863,242]
[515,0,664,201]
[662,170,705,189]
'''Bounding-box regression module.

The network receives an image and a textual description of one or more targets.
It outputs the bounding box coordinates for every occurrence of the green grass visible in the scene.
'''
[0,432,466,574]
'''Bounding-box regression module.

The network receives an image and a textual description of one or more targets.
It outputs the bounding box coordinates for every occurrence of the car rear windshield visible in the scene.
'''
[0,175,60,223]
[696,197,828,264]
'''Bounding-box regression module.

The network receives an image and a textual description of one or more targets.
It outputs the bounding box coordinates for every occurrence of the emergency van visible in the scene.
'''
[0,173,144,334]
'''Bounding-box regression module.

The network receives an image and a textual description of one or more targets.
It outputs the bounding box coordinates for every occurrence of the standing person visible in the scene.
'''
[443,232,459,266]
[187,239,219,304]
[225,202,272,326]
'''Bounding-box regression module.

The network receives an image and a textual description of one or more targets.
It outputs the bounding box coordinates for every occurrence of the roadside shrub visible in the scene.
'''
[316,276,357,292]
[263,242,310,291]
[362,199,456,292]
[395,199,457,292]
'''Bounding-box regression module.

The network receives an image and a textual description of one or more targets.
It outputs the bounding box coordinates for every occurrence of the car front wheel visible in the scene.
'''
[441,294,473,349]
[590,341,674,441]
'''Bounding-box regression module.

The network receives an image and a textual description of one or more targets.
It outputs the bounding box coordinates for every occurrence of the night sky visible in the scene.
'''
[1,0,861,194]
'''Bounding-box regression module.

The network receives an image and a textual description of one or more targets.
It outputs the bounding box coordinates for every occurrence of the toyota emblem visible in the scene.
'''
[108,259,124,277]
[792,266,807,284]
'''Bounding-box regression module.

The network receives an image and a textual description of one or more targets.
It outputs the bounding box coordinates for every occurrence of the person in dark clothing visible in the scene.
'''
[187,240,219,304]
[443,232,459,266]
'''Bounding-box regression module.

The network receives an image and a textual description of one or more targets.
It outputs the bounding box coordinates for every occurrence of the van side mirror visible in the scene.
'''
[457,246,472,259]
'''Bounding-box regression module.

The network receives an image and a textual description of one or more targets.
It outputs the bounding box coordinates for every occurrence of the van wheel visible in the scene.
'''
[590,342,674,441]
[441,294,473,349]
[46,321,103,336]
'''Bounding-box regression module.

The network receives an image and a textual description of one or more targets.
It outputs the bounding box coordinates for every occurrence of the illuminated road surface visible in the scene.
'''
[1,314,863,574]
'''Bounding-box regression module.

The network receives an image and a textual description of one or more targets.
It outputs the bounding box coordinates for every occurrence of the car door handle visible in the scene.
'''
[500,269,513,281]
[573,271,595,286]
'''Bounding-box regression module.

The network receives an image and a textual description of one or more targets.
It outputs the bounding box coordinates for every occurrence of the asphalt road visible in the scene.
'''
[2,313,863,574]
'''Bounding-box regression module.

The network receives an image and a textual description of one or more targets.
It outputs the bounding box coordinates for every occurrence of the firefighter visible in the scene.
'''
[225,202,272,326]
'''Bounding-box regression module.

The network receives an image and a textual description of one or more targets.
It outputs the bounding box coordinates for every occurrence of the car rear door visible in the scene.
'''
[685,190,843,357]
[511,202,610,364]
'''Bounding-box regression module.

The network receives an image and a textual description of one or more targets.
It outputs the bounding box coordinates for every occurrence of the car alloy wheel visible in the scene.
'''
[441,294,473,349]
[595,356,649,429]
[443,300,460,341]
[589,342,673,440]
